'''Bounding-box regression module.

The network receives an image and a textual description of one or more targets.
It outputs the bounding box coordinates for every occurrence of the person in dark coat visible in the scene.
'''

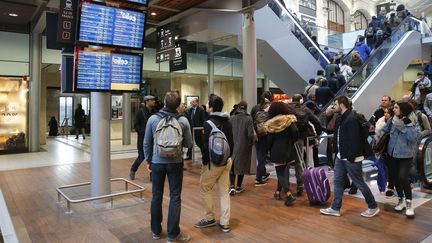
[186,97,206,160]
[74,104,86,139]
[48,116,58,136]
[229,101,255,195]
[129,95,157,180]
[264,102,299,206]
[315,80,335,109]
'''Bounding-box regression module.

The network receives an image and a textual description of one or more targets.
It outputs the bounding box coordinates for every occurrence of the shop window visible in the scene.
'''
[59,96,73,127]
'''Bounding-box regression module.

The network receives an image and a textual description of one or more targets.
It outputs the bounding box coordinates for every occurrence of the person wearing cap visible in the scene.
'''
[129,95,157,180]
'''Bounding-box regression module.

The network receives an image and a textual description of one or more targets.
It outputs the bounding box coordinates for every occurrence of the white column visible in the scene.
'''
[263,75,270,92]
[207,43,214,95]
[90,92,111,200]
[122,93,131,145]
[29,32,41,152]
[242,10,257,112]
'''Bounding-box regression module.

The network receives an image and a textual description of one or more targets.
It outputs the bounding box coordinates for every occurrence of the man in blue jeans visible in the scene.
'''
[320,95,379,218]
[144,91,193,243]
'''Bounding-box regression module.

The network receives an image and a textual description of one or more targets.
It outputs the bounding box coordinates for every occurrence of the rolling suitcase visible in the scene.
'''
[295,143,331,204]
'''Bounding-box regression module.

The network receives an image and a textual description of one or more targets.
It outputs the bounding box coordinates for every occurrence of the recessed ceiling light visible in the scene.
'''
[151,12,157,16]
[8,13,18,17]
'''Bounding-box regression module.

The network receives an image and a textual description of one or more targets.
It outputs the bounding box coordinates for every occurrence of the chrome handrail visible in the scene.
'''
[56,177,145,214]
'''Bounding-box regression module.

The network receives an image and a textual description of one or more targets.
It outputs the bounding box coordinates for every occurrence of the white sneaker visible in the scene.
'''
[405,200,415,218]
[361,207,380,218]
[320,207,341,217]
[394,198,406,212]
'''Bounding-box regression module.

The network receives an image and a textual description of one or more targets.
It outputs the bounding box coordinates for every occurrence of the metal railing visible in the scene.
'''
[56,178,145,214]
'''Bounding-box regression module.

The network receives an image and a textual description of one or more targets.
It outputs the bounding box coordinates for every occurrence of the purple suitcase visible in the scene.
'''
[301,167,331,204]
[294,143,331,204]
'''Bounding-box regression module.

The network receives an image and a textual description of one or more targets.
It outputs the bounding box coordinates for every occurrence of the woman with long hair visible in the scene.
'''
[264,102,299,206]
[380,101,419,218]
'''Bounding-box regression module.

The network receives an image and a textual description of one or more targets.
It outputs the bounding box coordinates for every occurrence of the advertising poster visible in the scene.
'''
[0,77,27,153]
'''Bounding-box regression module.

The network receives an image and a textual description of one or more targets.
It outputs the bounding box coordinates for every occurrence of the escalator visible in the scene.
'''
[417,136,432,189]
[253,0,330,93]
[320,16,430,118]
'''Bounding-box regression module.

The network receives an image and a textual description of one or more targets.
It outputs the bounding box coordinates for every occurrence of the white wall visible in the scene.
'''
[0,31,29,76]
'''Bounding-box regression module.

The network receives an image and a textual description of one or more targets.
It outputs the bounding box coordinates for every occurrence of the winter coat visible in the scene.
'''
[315,86,334,108]
[381,114,420,159]
[340,64,353,79]
[354,41,371,62]
[74,108,85,129]
[351,52,363,72]
[230,110,255,174]
[264,115,299,164]
[374,116,388,141]
[334,109,365,162]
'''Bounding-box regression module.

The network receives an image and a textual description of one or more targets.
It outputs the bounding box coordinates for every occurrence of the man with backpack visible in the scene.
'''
[129,95,156,180]
[195,94,234,233]
[144,91,193,243]
[320,96,379,218]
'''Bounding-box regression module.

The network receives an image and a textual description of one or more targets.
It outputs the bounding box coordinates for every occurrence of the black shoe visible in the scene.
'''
[152,232,161,240]
[255,180,267,186]
[194,219,216,228]
[385,189,394,197]
[129,171,135,180]
[294,187,304,197]
[229,186,236,196]
[83,136,85,140]
[185,157,192,160]
[348,187,358,195]
[217,223,230,233]
[274,191,281,200]
[262,173,270,182]
[236,187,244,194]
[284,194,296,206]
[166,232,190,243]
[75,136,78,139]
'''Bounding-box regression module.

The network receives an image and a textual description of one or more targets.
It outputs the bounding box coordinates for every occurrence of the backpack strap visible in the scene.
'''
[206,120,217,130]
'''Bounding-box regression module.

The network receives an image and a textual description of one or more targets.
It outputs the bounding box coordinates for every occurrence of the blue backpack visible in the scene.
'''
[207,120,230,166]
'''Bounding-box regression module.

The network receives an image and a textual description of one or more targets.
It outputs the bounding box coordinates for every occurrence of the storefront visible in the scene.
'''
[0,77,28,153]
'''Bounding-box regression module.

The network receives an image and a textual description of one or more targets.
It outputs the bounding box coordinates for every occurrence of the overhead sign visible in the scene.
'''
[169,42,187,72]
[156,25,176,63]
[57,0,78,44]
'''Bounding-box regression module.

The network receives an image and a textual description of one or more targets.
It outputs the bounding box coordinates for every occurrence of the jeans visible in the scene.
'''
[275,164,290,193]
[332,158,377,211]
[151,163,184,238]
[200,159,232,225]
[255,138,267,181]
[131,133,144,172]
[388,156,412,200]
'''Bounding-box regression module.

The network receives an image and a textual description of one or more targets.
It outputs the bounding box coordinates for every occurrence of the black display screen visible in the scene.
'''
[78,2,146,49]
[75,49,142,92]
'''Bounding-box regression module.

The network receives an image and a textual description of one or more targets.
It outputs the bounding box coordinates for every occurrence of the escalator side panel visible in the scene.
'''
[254,6,322,93]
[352,31,422,118]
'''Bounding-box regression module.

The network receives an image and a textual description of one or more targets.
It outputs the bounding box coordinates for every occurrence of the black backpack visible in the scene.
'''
[294,107,315,139]
[354,110,373,157]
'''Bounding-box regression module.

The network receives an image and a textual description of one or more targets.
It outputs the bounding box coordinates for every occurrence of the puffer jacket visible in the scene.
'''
[382,115,420,159]
[264,115,299,164]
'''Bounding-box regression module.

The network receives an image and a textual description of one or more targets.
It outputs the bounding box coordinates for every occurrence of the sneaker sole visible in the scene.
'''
[361,208,380,218]
[194,222,216,228]
[320,210,341,217]
[255,183,267,187]
[394,207,405,212]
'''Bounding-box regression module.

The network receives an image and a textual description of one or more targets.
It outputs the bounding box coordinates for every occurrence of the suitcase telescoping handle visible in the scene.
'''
[294,143,307,171]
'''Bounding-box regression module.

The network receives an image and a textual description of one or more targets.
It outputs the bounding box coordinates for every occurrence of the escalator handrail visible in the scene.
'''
[417,135,432,188]
[270,0,330,65]
[319,16,421,113]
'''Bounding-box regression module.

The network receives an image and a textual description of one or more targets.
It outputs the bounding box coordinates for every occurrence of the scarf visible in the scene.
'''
[264,114,297,133]
[392,113,417,130]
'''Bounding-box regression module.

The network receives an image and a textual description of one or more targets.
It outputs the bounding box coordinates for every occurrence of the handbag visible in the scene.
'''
[373,120,393,155]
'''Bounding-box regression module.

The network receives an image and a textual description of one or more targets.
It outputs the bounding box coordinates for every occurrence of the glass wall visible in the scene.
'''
[0,77,28,153]
[59,96,73,127]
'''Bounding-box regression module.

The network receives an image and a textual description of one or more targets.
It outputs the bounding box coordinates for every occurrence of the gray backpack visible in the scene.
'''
[154,113,183,158]
[207,120,230,166]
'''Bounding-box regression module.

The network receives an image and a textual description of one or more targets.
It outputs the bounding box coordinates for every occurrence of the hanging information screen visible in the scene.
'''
[75,49,142,92]
[78,2,146,49]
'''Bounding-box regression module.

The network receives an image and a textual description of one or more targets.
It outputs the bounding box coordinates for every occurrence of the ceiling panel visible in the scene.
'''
[0,1,37,25]
[148,0,208,23]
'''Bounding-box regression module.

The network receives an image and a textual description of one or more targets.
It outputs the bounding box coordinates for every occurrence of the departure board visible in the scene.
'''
[75,49,142,92]
[125,0,148,5]
[78,2,146,49]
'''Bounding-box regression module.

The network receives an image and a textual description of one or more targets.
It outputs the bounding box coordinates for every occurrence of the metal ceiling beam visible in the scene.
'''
[149,4,181,12]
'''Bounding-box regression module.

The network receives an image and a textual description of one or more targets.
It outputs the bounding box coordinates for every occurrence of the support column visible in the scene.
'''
[122,93,131,145]
[29,32,42,152]
[263,75,270,92]
[207,43,214,95]
[90,92,111,200]
[242,10,257,112]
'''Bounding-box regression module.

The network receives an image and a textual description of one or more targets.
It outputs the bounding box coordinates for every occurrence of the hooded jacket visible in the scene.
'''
[264,115,299,164]
[202,112,234,165]
[354,41,371,62]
